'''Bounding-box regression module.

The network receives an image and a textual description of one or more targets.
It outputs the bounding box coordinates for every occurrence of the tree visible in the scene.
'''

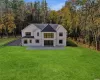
[3,13,16,37]
[41,0,48,23]
[48,10,58,24]
[0,19,4,38]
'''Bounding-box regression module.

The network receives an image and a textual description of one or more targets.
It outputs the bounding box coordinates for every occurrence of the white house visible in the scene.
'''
[21,24,67,47]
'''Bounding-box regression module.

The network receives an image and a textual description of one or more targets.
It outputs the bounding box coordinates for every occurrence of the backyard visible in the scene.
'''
[0,38,100,80]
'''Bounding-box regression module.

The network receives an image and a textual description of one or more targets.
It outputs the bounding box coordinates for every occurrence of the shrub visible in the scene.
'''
[67,40,77,47]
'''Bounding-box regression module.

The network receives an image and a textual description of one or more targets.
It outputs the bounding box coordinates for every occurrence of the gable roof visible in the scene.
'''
[50,24,58,30]
[34,24,59,31]
[34,24,47,30]
[22,24,66,32]
[41,24,56,32]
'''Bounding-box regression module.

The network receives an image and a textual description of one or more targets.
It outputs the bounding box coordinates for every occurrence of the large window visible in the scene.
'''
[59,32,63,36]
[25,32,31,36]
[44,33,54,38]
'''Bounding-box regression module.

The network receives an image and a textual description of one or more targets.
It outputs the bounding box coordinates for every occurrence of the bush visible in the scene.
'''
[67,40,77,47]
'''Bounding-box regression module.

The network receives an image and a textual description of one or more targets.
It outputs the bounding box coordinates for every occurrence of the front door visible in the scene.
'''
[44,40,53,46]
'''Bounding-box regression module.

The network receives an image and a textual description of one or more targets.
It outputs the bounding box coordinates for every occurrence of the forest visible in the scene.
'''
[0,0,100,50]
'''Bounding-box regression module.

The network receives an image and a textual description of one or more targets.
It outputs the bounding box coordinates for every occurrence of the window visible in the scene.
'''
[25,32,31,36]
[59,32,63,36]
[24,40,27,44]
[36,40,39,43]
[30,40,32,43]
[59,40,63,44]
[44,33,54,38]
[37,32,39,36]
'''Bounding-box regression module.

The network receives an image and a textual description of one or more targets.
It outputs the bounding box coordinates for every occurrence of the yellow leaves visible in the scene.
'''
[0,23,4,32]
[4,14,15,22]
[59,4,80,32]
[8,23,16,28]
[49,10,58,23]
[5,21,16,33]
[0,24,4,29]
[0,13,16,33]
[0,18,5,32]
[94,18,100,25]
[59,6,72,29]
[73,14,79,27]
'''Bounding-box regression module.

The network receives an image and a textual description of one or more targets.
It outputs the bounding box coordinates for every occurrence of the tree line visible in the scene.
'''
[50,0,100,50]
[0,0,50,37]
[0,0,100,50]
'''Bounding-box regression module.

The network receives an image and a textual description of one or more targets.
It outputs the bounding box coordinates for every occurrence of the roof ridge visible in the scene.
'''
[41,24,56,32]
[41,24,48,30]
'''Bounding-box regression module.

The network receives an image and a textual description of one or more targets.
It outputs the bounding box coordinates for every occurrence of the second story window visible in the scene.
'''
[37,32,39,36]
[44,33,54,38]
[25,32,31,36]
[59,32,63,37]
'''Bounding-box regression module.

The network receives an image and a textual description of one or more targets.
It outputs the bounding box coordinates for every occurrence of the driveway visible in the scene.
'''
[6,38,21,46]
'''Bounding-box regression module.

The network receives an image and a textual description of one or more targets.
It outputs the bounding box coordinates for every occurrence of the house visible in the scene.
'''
[21,24,67,47]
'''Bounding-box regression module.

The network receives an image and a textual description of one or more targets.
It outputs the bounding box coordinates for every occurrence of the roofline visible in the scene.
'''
[22,24,33,31]
[41,24,56,32]
[22,24,41,31]
[22,24,67,32]
[56,25,67,32]
[41,24,48,31]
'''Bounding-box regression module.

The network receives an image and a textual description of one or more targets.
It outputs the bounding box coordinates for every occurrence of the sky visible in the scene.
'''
[24,0,67,11]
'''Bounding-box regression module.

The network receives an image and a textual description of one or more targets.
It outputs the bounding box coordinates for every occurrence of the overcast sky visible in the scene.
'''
[24,0,67,11]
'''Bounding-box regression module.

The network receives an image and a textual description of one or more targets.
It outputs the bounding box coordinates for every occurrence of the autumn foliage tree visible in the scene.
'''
[48,10,58,23]
[0,19,4,38]
[3,13,16,37]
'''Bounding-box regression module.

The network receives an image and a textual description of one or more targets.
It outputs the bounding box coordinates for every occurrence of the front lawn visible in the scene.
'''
[0,46,100,80]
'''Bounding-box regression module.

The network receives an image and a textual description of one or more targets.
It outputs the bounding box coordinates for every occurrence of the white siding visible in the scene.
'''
[21,24,67,47]
[34,29,41,39]
[21,24,38,37]
[21,25,42,46]
[56,25,67,46]
[22,38,42,46]
[22,38,34,46]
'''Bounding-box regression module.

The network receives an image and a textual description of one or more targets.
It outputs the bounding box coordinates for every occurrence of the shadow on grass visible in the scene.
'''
[67,40,78,47]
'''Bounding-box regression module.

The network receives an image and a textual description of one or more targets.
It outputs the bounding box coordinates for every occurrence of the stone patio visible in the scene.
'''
[27,46,65,50]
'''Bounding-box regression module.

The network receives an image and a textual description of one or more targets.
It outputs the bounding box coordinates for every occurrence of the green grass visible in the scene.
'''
[0,38,16,46]
[0,46,100,80]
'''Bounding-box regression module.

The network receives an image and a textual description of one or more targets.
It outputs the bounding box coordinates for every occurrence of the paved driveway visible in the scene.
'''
[6,38,21,46]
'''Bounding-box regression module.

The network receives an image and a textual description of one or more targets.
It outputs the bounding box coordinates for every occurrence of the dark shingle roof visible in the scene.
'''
[50,24,59,30]
[34,24,58,31]
[41,24,56,32]
[34,24,47,30]
[23,24,59,32]
[22,36,34,38]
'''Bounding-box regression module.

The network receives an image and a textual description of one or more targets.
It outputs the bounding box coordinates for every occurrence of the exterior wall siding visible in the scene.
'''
[56,25,67,47]
[22,38,42,46]
[21,24,67,47]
